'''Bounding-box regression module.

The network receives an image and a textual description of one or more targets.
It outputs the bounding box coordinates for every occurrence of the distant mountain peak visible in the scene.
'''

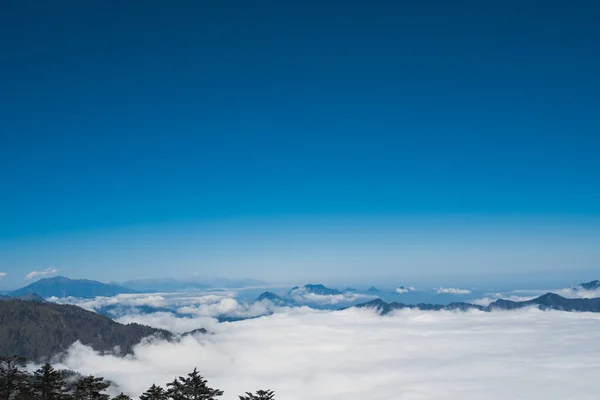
[120,277,266,292]
[39,276,70,283]
[15,293,47,302]
[255,292,283,302]
[290,284,341,296]
[359,298,387,307]
[10,276,136,299]
[579,280,600,290]
[255,291,295,306]
[353,292,600,315]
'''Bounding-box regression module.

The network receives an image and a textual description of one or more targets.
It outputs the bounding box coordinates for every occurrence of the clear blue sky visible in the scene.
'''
[1,1,599,288]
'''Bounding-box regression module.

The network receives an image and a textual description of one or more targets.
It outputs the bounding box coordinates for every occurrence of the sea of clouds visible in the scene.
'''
[50,291,287,330]
[288,286,376,305]
[467,285,600,307]
[49,287,378,326]
[48,306,600,400]
[556,286,600,299]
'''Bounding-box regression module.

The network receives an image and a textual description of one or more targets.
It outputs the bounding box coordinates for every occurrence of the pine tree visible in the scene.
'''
[31,363,68,400]
[238,390,275,400]
[140,384,167,400]
[165,379,184,400]
[111,393,131,400]
[166,369,223,400]
[0,356,30,400]
[73,376,110,400]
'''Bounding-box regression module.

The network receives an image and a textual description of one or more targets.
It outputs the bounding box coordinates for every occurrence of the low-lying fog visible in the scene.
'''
[47,300,600,400]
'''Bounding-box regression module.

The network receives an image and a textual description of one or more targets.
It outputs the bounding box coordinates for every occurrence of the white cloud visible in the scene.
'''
[49,308,600,400]
[51,287,375,319]
[436,287,471,295]
[556,287,600,299]
[468,284,600,307]
[49,291,291,323]
[52,293,172,311]
[115,312,221,334]
[25,267,59,280]
[51,291,236,310]
[289,287,376,306]
[172,297,297,324]
[395,286,416,294]
[468,293,537,307]
[0,272,7,278]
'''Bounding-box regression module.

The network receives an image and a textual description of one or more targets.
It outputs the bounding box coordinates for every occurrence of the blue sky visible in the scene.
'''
[1,1,599,288]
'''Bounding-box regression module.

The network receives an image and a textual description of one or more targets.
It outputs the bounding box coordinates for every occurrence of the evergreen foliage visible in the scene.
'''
[239,390,276,400]
[73,376,110,400]
[31,363,69,400]
[0,300,171,360]
[166,369,223,400]
[139,384,167,400]
[0,356,30,400]
[0,355,274,400]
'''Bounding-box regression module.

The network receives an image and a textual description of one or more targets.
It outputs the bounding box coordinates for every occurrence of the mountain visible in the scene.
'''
[290,284,341,296]
[255,292,295,306]
[366,286,381,294]
[120,278,211,292]
[0,299,171,361]
[352,299,486,314]
[0,293,47,302]
[578,280,600,291]
[181,328,209,337]
[488,292,600,312]
[204,277,267,288]
[10,276,136,298]
[121,277,267,292]
[95,304,173,319]
[352,293,600,314]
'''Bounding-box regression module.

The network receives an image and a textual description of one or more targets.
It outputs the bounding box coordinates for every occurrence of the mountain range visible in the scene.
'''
[578,280,600,291]
[352,292,600,314]
[0,299,173,361]
[121,277,267,292]
[119,278,211,292]
[3,278,600,362]
[10,276,137,298]
[289,284,342,296]
[287,283,384,297]
[255,291,295,306]
[253,284,379,308]
[6,276,270,300]
[0,293,46,302]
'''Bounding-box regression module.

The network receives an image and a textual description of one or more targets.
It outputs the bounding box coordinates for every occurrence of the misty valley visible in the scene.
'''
[2,276,600,399]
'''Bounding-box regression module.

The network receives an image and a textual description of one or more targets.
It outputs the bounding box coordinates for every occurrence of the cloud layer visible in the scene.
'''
[51,288,376,322]
[468,283,600,306]
[25,267,59,280]
[50,291,298,329]
[395,286,416,294]
[436,287,471,295]
[557,287,600,300]
[0,272,6,278]
[468,293,536,307]
[49,307,600,400]
[289,289,376,306]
